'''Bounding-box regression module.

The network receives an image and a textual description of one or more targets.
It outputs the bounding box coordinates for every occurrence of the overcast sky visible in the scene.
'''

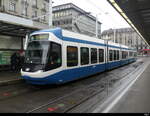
[53,0,131,32]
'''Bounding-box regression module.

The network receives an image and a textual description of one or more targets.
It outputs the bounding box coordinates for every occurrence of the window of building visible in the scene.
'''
[99,49,104,63]
[67,46,78,67]
[0,0,2,7]
[91,48,98,64]
[32,10,37,18]
[42,1,46,10]
[9,0,16,12]
[109,50,113,61]
[41,11,46,21]
[32,0,37,7]
[22,2,28,16]
[81,47,89,65]
[46,42,62,71]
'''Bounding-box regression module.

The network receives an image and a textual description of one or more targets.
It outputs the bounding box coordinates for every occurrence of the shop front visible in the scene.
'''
[0,35,24,70]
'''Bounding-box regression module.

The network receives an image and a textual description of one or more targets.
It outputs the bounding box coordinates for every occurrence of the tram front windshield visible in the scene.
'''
[25,41,50,64]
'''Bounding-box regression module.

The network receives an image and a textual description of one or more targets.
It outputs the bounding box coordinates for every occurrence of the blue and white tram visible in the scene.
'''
[21,28,137,85]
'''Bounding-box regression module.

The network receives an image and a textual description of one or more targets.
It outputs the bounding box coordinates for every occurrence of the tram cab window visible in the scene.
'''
[81,47,89,65]
[99,49,104,63]
[109,50,113,61]
[46,42,62,71]
[67,46,78,67]
[91,48,98,64]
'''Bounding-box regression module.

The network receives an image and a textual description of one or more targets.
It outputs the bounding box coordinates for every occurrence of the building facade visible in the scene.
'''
[0,0,49,26]
[52,3,102,38]
[0,0,49,69]
[101,28,149,52]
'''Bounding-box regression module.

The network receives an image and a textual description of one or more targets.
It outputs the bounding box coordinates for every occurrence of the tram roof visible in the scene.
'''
[32,28,136,51]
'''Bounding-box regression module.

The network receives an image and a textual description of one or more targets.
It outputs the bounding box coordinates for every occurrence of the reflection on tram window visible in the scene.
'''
[67,46,78,67]
[117,50,119,60]
[45,42,62,71]
[109,50,113,61]
[122,51,128,59]
[99,49,104,63]
[91,48,98,64]
[81,47,89,65]
[114,50,117,61]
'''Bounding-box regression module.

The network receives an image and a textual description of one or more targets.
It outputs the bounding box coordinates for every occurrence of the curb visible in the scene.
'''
[0,79,25,87]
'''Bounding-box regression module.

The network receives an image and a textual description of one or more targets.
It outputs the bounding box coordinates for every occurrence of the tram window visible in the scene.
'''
[114,50,117,61]
[122,51,125,59]
[67,46,78,67]
[91,48,98,64]
[109,50,113,61]
[122,51,128,59]
[129,52,132,57]
[99,49,104,63]
[117,50,119,60]
[134,52,137,57]
[46,42,62,71]
[130,52,133,57]
[81,47,89,65]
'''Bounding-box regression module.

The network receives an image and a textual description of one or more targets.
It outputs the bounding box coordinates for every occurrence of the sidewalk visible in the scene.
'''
[110,58,150,113]
[0,71,24,86]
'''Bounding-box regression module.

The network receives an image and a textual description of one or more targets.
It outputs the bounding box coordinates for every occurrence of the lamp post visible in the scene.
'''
[96,13,101,38]
[96,12,109,39]
[113,28,116,43]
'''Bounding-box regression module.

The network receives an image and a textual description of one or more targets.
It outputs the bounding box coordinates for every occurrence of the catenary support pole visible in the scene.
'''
[49,0,53,28]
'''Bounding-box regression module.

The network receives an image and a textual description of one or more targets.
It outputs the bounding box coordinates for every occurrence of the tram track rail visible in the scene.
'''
[0,59,144,113]
[26,61,144,113]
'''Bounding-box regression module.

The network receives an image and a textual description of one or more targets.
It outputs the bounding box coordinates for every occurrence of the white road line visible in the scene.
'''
[93,62,149,113]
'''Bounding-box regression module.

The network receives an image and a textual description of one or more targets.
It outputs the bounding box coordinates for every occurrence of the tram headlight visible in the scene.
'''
[37,70,43,73]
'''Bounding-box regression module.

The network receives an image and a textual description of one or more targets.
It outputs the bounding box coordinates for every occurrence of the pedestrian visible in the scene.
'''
[18,50,25,70]
[10,52,17,72]
[15,51,21,72]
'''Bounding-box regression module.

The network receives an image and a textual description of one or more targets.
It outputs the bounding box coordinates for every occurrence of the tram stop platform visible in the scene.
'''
[108,57,150,113]
[0,71,24,86]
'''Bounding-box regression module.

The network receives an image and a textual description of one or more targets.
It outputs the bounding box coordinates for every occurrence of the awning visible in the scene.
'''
[0,22,37,37]
[107,0,150,47]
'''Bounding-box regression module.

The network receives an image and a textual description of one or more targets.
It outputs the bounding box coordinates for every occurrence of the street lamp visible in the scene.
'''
[96,13,101,38]
[96,12,109,39]
[49,0,53,28]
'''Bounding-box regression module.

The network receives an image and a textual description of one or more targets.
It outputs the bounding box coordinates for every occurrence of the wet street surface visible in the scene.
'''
[0,58,147,113]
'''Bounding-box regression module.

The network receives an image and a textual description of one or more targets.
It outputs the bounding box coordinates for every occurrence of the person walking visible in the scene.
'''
[10,52,17,72]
